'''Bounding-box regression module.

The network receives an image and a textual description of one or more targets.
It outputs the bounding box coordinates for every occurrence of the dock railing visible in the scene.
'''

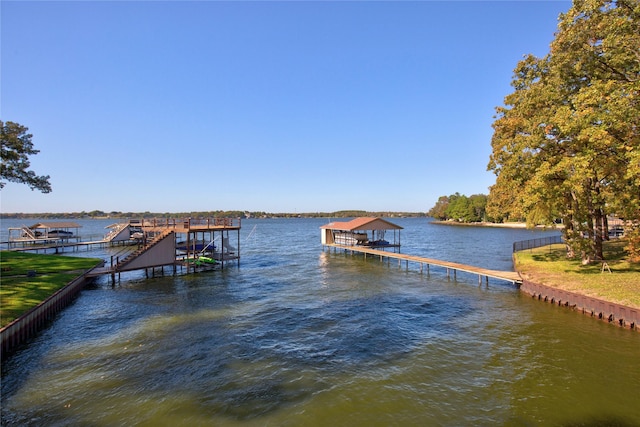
[137,217,241,229]
[513,235,563,252]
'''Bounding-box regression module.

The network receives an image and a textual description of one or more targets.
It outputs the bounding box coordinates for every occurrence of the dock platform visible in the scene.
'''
[324,244,522,285]
[4,217,242,283]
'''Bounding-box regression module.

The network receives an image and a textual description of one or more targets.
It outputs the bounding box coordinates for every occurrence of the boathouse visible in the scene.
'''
[8,222,82,247]
[105,218,242,275]
[320,217,402,250]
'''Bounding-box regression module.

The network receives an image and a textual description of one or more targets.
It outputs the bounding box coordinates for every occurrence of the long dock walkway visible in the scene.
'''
[5,240,111,253]
[324,244,522,285]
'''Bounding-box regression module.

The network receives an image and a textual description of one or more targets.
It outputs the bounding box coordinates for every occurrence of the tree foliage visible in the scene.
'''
[487,0,640,263]
[427,193,488,223]
[1,121,52,193]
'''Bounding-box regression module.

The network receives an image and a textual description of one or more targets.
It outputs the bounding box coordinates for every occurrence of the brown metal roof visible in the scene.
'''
[29,222,82,229]
[320,217,403,231]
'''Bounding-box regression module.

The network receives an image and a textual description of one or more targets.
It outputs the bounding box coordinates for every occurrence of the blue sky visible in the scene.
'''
[1,1,571,214]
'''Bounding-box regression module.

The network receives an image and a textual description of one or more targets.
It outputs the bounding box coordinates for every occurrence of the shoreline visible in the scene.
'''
[512,240,639,331]
[430,220,561,230]
[519,278,638,331]
[0,263,104,359]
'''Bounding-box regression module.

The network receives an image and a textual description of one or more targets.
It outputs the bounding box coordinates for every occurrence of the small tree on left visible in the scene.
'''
[1,121,52,193]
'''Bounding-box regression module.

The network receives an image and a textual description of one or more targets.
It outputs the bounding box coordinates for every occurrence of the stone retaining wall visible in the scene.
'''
[520,280,639,331]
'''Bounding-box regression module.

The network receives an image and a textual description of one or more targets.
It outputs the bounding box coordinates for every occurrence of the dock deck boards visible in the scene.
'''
[325,244,522,284]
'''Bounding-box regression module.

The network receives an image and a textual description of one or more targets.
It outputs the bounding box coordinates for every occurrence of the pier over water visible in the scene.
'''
[99,217,242,279]
[4,217,242,279]
[320,217,521,285]
[323,244,522,285]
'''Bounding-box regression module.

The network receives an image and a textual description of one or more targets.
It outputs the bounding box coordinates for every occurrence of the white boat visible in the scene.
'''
[333,231,368,246]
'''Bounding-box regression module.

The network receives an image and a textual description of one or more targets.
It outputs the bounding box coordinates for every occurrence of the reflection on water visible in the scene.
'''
[1,218,639,426]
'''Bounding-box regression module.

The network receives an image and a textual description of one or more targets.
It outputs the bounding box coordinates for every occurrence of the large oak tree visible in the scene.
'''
[1,121,52,193]
[487,0,640,263]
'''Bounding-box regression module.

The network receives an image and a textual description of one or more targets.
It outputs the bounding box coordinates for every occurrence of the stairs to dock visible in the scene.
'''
[115,229,175,271]
[19,226,38,240]
[104,223,130,242]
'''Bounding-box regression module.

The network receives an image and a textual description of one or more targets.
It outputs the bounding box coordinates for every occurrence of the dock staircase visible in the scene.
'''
[104,222,130,242]
[19,226,38,240]
[115,229,176,272]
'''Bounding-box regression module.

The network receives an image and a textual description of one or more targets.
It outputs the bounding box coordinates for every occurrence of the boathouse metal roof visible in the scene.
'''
[29,222,82,229]
[320,217,403,231]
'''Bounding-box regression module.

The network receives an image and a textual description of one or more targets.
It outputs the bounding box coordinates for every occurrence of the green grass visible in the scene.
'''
[514,239,640,309]
[0,251,102,327]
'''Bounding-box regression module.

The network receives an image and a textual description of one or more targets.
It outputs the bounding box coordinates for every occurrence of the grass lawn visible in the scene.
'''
[0,251,103,328]
[514,239,640,309]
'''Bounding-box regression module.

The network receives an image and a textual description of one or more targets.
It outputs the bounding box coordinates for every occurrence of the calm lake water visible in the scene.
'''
[1,217,639,426]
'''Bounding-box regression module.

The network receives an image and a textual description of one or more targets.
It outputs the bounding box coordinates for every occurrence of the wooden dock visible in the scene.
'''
[5,240,111,253]
[4,218,242,283]
[323,244,522,285]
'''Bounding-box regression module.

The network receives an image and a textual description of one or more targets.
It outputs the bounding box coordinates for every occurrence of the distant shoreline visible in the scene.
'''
[430,220,561,230]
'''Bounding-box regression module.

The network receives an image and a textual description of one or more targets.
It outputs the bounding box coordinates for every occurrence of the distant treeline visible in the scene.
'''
[427,193,494,223]
[1,210,427,220]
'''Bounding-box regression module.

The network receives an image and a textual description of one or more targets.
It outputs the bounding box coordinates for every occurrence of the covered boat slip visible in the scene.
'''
[320,217,402,251]
[123,217,242,269]
[87,217,242,281]
[7,222,82,248]
[320,217,521,285]
[176,222,240,267]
